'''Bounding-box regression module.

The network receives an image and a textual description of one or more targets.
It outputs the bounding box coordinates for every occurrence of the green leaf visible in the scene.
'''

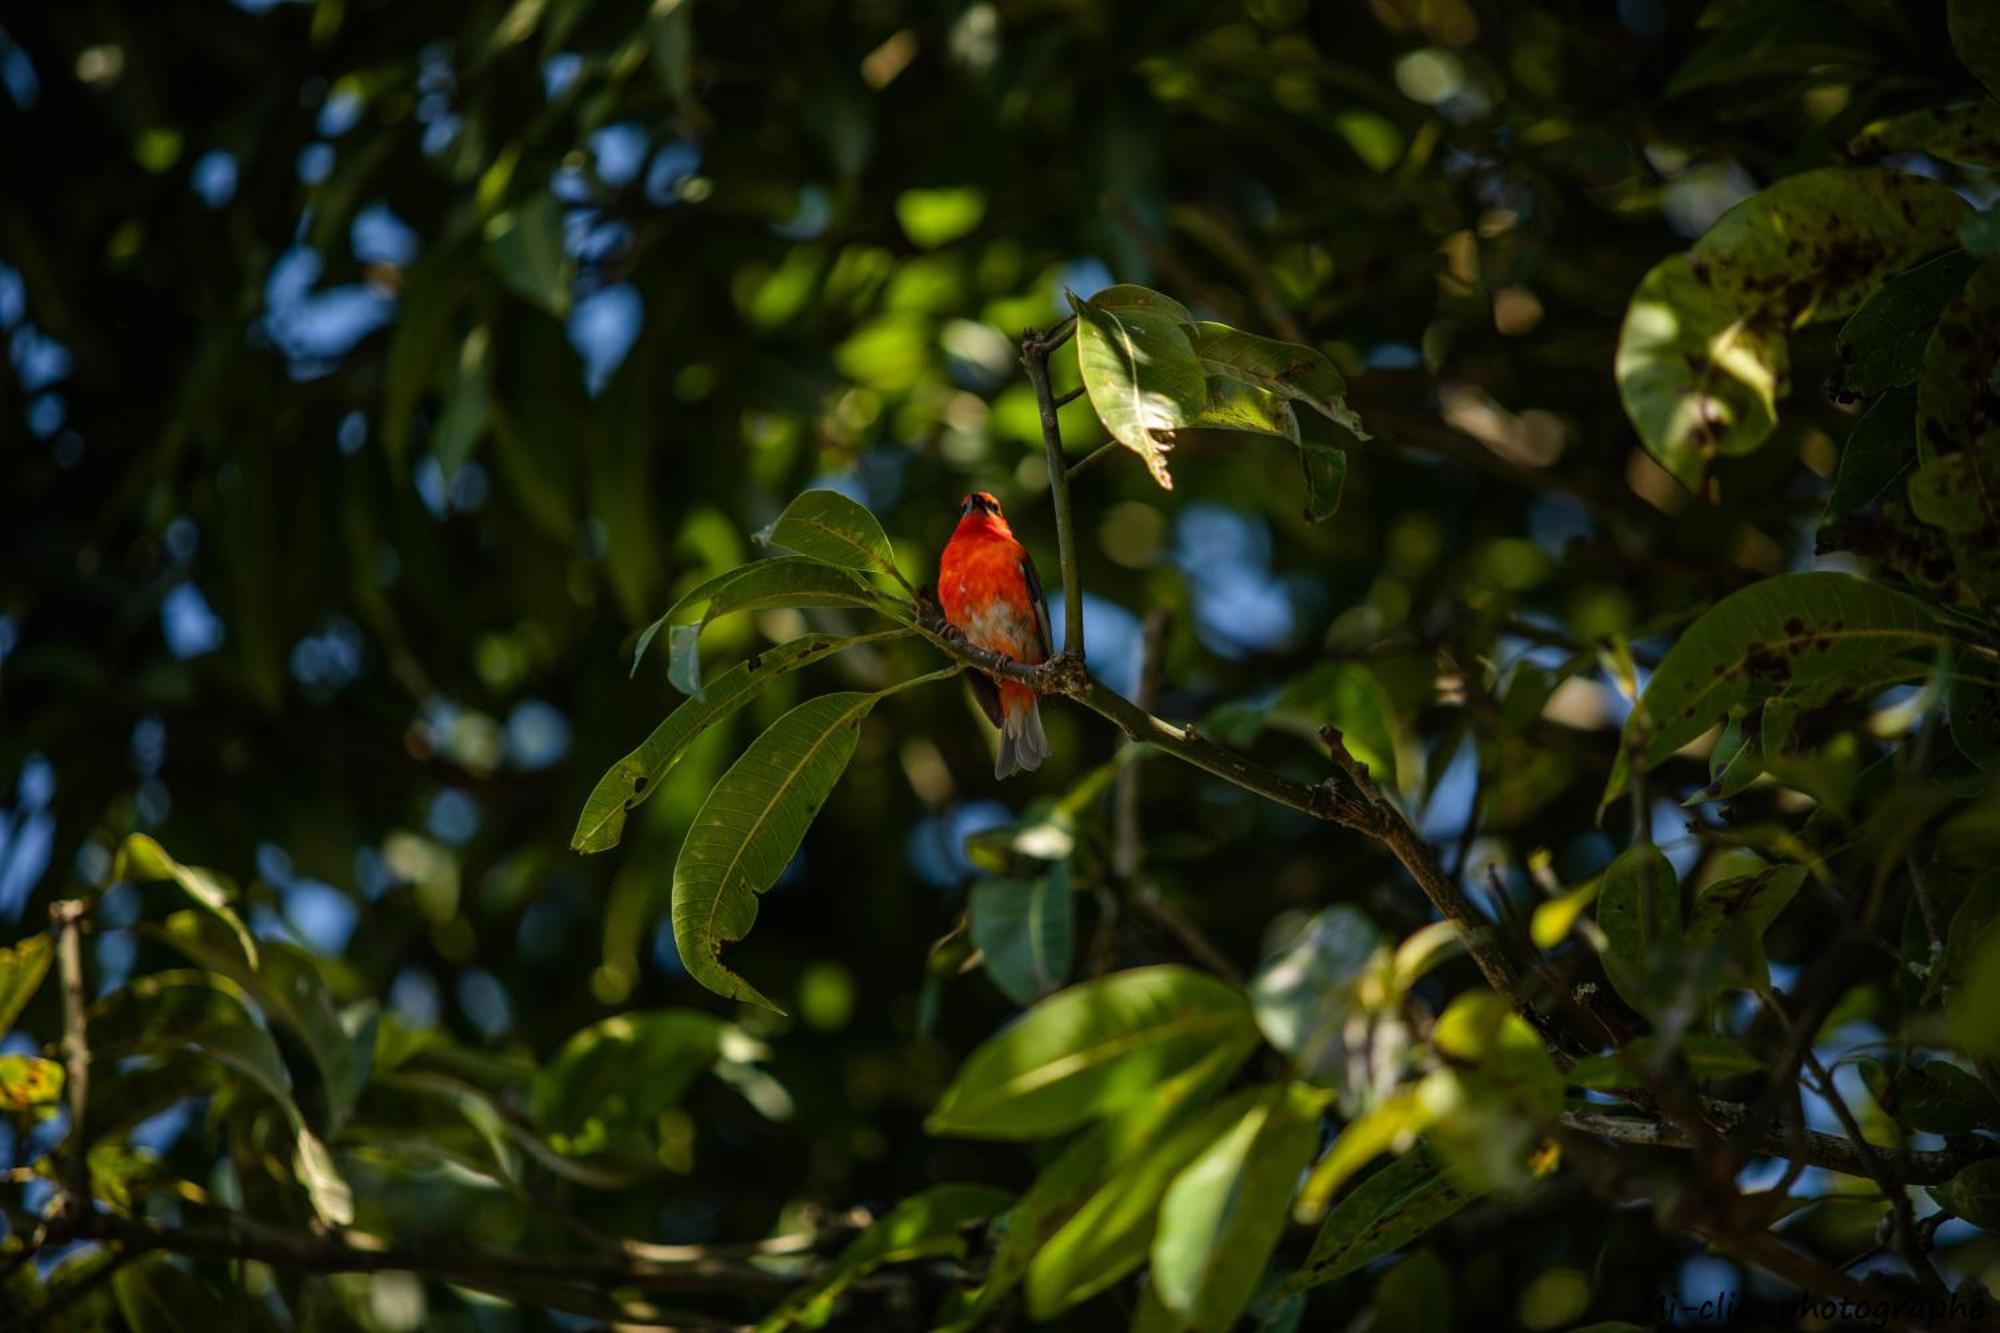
[1615,572,1944,774]
[1665,2,1877,96]
[0,933,52,1034]
[1178,374,1299,443]
[1283,1142,1480,1294]
[970,871,1075,1006]
[430,324,493,480]
[1825,386,1917,524]
[938,1038,1253,1332]
[632,557,890,690]
[113,834,259,968]
[1089,284,1196,325]
[1271,663,1403,787]
[1685,862,1805,991]
[894,187,987,249]
[1250,905,1383,1094]
[1615,254,1787,489]
[926,965,1257,1140]
[114,1253,226,1333]
[1853,103,2000,168]
[91,971,352,1226]
[671,692,882,1011]
[1187,323,1366,438]
[1068,289,1206,489]
[1863,1059,2000,1135]
[486,192,572,318]
[760,489,903,579]
[1912,255,2000,597]
[1690,168,1968,324]
[1026,1087,1263,1318]
[1595,842,1682,1012]
[142,910,373,1130]
[760,1185,1012,1331]
[1951,0,2000,100]
[529,1009,733,1148]
[0,1053,62,1113]
[1929,1157,2000,1229]
[1294,1087,1430,1223]
[1301,441,1348,523]
[574,630,904,853]
[1417,995,1563,1193]
[1149,1083,1321,1333]
[1836,253,1978,398]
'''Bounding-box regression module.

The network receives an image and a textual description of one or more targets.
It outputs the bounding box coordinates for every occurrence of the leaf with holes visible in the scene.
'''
[1068,289,1206,489]
[927,966,1256,1140]
[0,1054,62,1114]
[671,692,881,1011]
[574,630,906,853]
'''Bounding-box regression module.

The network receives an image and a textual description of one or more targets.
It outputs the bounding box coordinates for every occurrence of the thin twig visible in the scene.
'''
[1066,440,1121,481]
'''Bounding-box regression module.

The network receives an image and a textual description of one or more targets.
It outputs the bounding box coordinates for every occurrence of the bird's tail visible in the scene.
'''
[995,683,1049,779]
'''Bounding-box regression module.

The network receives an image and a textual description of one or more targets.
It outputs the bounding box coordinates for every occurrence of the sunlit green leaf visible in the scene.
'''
[759,489,903,579]
[1188,323,1365,438]
[1149,1083,1320,1333]
[0,933,52,1035]
[927,966,1256,1140]
[1250,905,1383,1095]
[1068,289,1206,489]
[1615,254,1787,489]
[0,1053,62,1114]
[113,834,259,969]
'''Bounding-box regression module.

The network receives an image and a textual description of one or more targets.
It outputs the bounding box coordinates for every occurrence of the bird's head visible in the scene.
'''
[955,490,1014,538]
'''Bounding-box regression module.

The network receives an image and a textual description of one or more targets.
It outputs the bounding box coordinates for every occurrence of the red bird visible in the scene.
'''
[939,491,1052,778]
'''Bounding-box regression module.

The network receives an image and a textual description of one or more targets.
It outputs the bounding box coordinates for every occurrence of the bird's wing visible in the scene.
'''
[966,671,1005,728]
[1020,548,1054,662]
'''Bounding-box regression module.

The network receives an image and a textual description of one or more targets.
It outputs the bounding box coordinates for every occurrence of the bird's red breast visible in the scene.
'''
[939,497,1049,668]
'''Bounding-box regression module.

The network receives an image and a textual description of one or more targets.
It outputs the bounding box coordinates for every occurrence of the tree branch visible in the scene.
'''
[1021,320,1085,662]
[50,899,90,1218]
[53,1211,798,1300]
[1560,1101,2000,1186]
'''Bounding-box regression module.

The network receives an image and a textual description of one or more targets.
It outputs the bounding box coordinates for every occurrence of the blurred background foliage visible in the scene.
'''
[4,0,2000,1328]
